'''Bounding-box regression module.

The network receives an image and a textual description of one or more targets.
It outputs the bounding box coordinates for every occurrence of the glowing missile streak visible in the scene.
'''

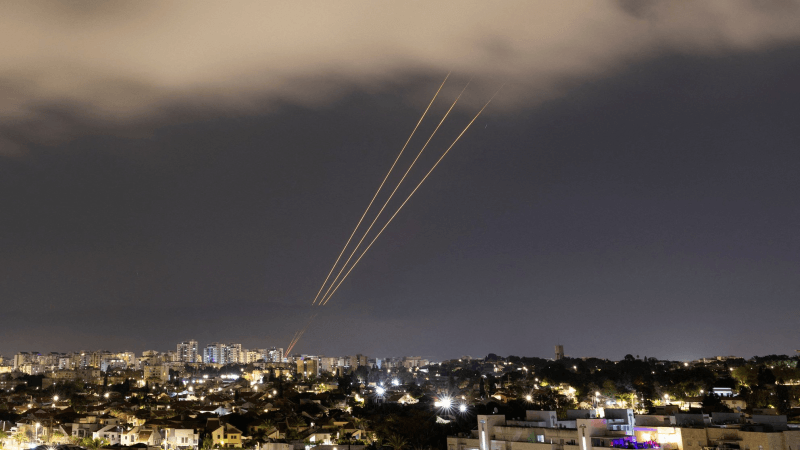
[285,330,300,354]
[318,80,471,306]
[320,85,504,306]
[287,325,305,354]
[311,73,451,305]
[286,314,317,354]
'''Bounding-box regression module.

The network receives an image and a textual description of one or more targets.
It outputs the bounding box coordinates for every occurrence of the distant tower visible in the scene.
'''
[555,345,564,360]
[177,340,199,363]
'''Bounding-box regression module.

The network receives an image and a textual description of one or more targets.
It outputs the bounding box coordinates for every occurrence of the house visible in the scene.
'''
[121,425,163,447]
[163,427,200,450]
[211,423,243,448]
[93,424,124,445]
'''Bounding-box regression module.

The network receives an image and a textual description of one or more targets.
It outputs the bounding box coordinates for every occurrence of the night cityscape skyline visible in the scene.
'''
[2,2,800,363]
[3,5,800,450]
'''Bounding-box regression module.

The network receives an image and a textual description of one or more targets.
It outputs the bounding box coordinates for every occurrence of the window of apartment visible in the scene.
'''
[537,435,545,443]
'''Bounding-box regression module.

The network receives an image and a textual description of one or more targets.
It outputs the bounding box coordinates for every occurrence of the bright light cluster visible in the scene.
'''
[434,395,453,410]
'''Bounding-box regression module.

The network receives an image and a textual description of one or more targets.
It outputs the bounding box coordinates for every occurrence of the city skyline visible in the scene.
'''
[2,2,799,361]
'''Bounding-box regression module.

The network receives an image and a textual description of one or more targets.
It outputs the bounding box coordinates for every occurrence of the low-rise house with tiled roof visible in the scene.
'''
[121,425,163,446]
[162,426,200,450]
[210,423,243,448]
[93,424,124,445]
[68,415,104,439]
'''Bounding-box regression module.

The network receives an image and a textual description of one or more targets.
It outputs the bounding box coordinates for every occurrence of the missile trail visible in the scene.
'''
[286,314,317,354]
[311,73,451,305]
[317,79,471,306]
[320,85,504,306]
[285,330,300,354]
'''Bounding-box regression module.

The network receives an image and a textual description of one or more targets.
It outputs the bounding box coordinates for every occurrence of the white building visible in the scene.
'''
[163,427,200,450]
[177,340,199,363]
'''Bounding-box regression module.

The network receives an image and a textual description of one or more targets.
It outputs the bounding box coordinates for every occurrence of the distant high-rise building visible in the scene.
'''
[177,340,199,363]
[266,347,284,363]
[202,342,246,365]
[204,343,224,364]
[226,343,243,364]
[296,356,319,378]
[350,354,368,367]
[555,345,564,360]
[401,356,428,368]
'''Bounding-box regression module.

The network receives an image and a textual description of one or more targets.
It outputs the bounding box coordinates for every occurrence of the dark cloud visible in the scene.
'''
[2,1,800,152]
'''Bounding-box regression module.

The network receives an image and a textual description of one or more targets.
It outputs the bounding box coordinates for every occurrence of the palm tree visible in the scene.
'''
[353,417,367,431]
[285,428,301,441]
[338,432,354,450]
[253,420,276,439]
[385,434,407,450]
[50,431,66,444]
[12,432,28,447]
[80,437,110,450]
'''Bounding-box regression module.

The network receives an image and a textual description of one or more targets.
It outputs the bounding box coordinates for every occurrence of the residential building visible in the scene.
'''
[93,424,124,445]
[177,340,199,363]
[163,427,200,450]
[211,423,242,448]
[296,356,319,378]
[143,364,169,384]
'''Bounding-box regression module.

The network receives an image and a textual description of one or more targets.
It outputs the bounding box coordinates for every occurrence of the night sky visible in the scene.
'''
[1,2,799,362]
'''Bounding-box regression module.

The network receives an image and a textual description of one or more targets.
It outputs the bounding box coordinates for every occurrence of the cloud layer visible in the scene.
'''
[2,0,800,152]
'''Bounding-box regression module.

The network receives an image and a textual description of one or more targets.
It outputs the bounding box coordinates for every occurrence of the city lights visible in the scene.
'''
[434,395,453,410]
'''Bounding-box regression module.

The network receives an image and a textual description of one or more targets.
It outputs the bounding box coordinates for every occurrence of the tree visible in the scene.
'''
[253,420,276,438]
[701,393,731,413]
[80,437,110,450]
[12,432,28,446]
[757,367,776,386]
[337,432,354,450]
[385,434,408,450]
[50,431,66,444]
[0,431,7,449]
[774,384,791,414]
[285,428,301,441]
[202,435,214,450]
